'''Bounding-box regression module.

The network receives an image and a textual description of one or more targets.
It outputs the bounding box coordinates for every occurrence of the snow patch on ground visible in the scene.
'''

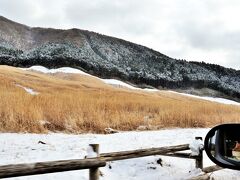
[0,128,239,180]
[101,79,159,92]
[168,91,240,106]
[21,66,89,76]
[16,84,39,95]
[101,79,138,90]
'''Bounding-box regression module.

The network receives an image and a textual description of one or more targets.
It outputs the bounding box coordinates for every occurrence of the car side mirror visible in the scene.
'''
[204,124,240,170]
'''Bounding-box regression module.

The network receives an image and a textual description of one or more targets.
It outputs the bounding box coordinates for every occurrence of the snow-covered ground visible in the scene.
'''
[21,66,89,76]
[20,66,240,106]
[15,84,39,95]
[168,91,240,106]
[1,129,239,180]
[100,79,158,92]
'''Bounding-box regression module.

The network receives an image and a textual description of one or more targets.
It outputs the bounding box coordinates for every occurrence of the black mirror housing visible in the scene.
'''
[204,124,240,170]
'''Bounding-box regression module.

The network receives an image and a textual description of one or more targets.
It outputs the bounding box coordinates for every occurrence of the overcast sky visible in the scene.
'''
[0,0,240,69]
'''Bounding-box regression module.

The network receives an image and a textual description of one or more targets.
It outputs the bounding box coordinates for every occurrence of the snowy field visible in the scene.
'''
[1,129,240,180]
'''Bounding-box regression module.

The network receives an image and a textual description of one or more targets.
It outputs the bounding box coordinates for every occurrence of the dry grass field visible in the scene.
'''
[0,65,239,133]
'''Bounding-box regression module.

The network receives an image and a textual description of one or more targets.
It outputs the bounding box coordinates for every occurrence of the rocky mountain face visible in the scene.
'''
[0,16,240,101]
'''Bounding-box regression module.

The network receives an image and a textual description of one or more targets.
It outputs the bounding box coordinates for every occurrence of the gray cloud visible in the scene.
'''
[176,20,240,50]
[0,0,240,69]
[0,0,36,23]
[64,0,155,36]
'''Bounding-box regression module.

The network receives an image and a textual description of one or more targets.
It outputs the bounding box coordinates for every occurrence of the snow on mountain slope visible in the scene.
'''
[20,66,158,92]
[21,66,89,75]
[101,79,159,92]
[1,129,239,180]
[169,91,240,106]
[101,79,139,89]
[21,66,240,105]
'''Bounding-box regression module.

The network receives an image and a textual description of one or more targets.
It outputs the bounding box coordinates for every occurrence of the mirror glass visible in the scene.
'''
[205,124,240,170]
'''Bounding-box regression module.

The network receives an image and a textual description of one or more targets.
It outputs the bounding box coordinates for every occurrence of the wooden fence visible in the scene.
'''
[0,138,222,180]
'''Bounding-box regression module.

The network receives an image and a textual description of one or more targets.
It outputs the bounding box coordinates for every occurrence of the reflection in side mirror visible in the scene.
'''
[204,124,240,170]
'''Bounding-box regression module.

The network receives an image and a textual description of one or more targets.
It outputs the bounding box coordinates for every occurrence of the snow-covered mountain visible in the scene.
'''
[0,16,240,101]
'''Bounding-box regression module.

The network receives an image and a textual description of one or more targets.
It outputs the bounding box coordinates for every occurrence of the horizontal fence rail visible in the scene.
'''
[99,144,190,161]
[160,152,197,159]
[202,165,223,173]
[189,165,224,180]
[0,159,106,179]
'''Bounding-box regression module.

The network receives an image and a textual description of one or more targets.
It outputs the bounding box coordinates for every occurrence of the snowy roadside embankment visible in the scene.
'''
[1,128,239,180]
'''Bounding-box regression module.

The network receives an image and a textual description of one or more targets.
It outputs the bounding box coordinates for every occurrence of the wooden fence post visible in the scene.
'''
[89,144,100,180]
[195,137,203,169]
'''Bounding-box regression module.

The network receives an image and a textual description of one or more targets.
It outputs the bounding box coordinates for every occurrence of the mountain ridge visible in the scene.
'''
[0,15,240,101]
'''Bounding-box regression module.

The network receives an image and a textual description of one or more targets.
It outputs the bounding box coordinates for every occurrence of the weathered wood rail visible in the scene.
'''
[99,144,190,161]
[0,158,106,179]
[0,137,223,180]
[189,165,224,180]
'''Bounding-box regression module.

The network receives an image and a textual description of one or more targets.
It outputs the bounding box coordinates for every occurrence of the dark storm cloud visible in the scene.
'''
[0,0,240,69]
